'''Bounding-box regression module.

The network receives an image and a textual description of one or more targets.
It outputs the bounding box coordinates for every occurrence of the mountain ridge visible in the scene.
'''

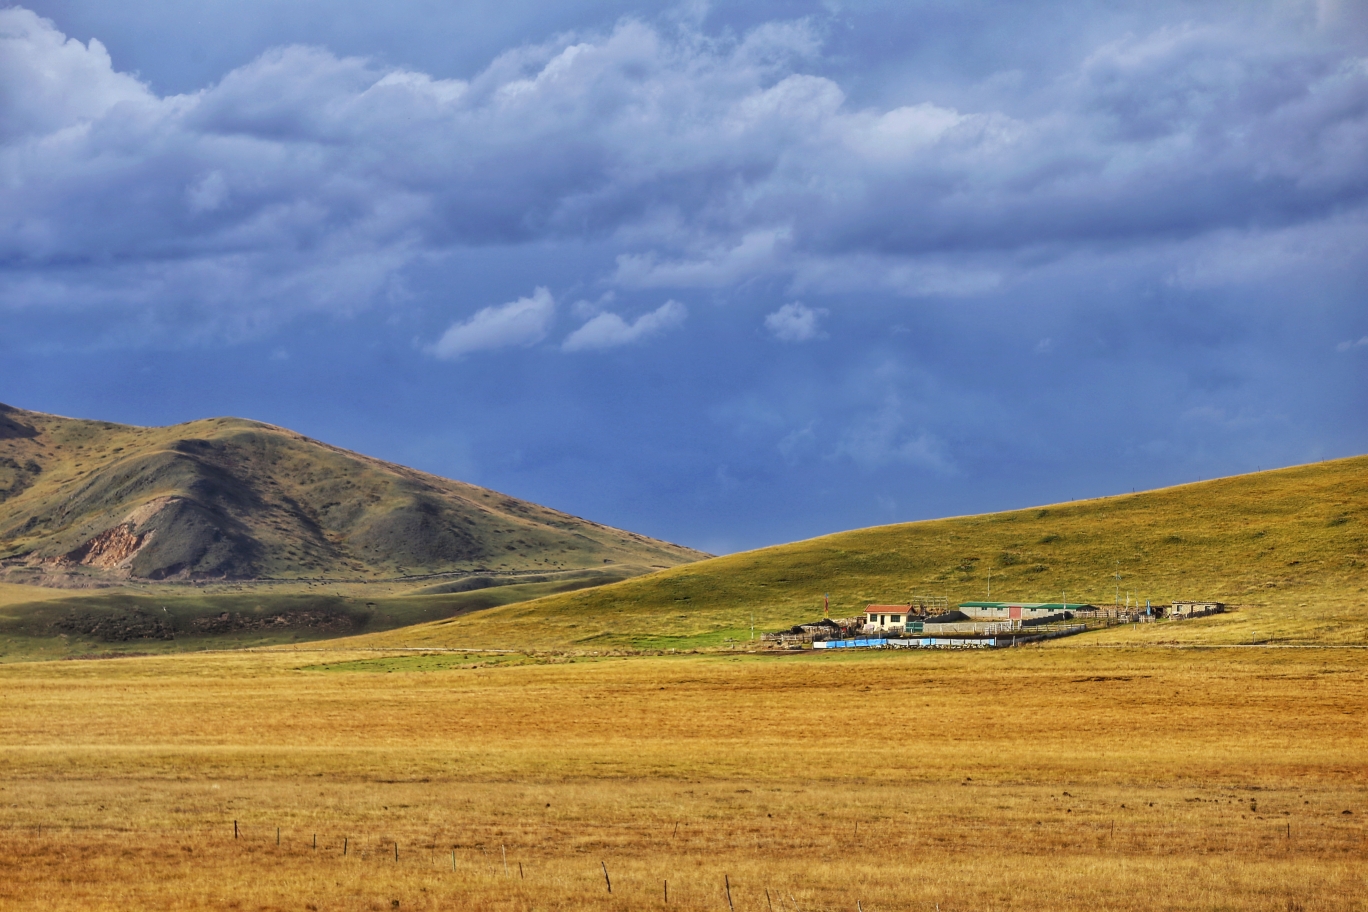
[0,402,706,585]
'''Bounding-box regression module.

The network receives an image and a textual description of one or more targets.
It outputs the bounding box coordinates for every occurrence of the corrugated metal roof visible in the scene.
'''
[959,601,1091,610]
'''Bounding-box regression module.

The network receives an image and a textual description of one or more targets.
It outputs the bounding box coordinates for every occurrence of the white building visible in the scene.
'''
[865,605,912,632]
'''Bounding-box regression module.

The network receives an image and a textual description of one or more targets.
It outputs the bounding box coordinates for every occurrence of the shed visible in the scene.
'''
[1169,601,1224,618]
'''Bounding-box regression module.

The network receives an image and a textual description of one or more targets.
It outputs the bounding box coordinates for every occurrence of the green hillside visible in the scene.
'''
[353,455,1368,650]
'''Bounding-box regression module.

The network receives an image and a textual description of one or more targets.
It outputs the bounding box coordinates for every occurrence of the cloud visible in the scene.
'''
[0,8,148,143]
[430,287,554,359]
[613,230,791,289]
[571,291,615,320]
[778,422,817,465]
[765,302,827,342]
[1,5,1366,333]
[830,394,955,473]
[1337,336,1368,352]
[562,300,686,351]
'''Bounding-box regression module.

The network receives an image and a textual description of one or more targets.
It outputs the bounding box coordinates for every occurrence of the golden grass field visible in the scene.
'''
[2,643,1365,911]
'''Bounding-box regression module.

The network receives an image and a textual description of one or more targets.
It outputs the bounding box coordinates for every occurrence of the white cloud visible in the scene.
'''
[1336,336,1368,352]
[613,230,791,289]
[764,302,827,342]
[430,287,555,359]
[562,300,686,351]
[0,8,149,143]
[1,6,1366,333]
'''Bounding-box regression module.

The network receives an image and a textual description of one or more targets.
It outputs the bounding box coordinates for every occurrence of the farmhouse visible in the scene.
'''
[865,605,912,632]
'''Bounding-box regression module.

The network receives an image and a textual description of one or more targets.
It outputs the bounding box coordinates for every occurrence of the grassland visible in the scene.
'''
[353,455,1368,652]
[0,570,637,662]
[1,646,1365,910]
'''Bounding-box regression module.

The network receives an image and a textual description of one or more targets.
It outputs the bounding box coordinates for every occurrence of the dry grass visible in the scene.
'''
[0,582,75,609]
[1,647,1365,910]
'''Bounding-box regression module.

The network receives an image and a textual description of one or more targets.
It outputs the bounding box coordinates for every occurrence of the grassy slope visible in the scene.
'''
[353,455,1368,650]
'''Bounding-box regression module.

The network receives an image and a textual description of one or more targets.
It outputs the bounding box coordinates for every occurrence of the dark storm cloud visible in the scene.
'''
[2,4,1365,334]
[2,2,1365,552]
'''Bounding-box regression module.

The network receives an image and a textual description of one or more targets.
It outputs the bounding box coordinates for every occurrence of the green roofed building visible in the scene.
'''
[957,601,1092,621]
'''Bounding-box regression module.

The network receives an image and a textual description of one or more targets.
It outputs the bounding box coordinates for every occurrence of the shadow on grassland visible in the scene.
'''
[0,572,621,661]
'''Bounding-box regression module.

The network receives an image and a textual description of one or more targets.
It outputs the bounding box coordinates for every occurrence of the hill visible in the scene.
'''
[0,402,707,658]
[353,455,1368,650]
[0,403,704,583]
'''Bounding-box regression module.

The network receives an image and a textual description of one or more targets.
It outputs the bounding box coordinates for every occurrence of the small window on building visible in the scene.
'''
[892,615,901,623]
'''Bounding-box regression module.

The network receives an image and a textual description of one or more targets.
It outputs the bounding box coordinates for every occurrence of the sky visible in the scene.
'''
[2,0,1366,555]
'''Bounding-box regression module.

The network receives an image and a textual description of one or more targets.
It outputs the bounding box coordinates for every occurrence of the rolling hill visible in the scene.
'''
[353,455,1368,651]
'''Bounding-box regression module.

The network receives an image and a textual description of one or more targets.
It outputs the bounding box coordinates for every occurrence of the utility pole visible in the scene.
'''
[987,569,991,600]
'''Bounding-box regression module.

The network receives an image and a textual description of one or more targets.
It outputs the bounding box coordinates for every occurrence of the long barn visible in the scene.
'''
[957,601,1091,621]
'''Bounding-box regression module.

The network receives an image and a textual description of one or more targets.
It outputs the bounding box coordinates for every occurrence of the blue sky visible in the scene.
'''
[2,0,1366,554]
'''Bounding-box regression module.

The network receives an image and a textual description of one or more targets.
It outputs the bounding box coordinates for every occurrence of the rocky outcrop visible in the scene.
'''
[64,522,150,569]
